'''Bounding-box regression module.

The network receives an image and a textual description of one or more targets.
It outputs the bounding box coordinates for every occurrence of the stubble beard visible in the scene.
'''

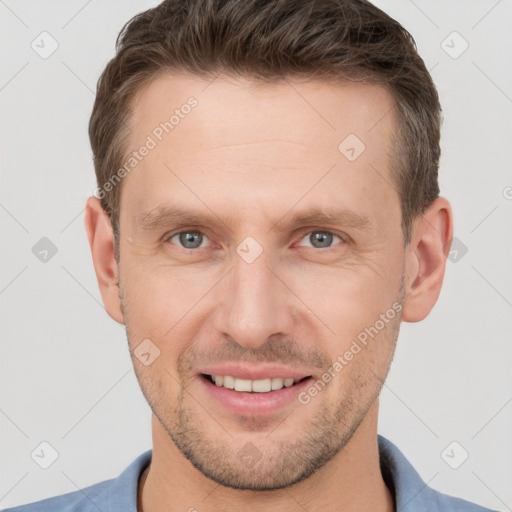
[121,274,405,490]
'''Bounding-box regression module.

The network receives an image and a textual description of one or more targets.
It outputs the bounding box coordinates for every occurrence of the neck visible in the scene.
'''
[138,401,394,512]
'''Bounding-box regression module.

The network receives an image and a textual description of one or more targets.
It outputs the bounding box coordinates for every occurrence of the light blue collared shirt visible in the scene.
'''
[2,435,498,511]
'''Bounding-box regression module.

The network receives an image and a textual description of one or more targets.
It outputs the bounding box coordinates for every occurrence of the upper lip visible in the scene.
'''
[198,364,312,381]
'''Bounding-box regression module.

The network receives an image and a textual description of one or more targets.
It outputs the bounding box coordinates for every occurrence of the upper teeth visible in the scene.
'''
[211,375,300,393]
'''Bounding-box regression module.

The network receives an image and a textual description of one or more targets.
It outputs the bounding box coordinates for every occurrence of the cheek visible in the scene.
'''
[121,264,214,372]
[122,263,204,333]
[293,259,402,343]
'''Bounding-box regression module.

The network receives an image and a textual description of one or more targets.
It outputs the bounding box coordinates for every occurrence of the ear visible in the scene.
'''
[84,196,124,324]
[402,197,454,322]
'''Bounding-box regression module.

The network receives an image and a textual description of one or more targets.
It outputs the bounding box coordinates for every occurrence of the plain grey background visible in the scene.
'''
[1,0,511,510]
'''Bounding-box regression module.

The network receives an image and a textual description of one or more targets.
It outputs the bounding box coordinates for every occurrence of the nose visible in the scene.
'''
[213,246,294,349]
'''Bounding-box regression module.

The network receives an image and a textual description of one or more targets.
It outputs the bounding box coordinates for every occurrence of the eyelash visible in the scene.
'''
[163,229,347,253]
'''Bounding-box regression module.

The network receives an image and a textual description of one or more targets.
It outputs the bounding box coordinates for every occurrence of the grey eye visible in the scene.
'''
[310,232,333,248]
[170,231,208,249]
[297,231,342,249]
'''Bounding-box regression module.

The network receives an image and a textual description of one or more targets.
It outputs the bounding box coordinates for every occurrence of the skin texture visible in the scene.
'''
[85,73,453,512]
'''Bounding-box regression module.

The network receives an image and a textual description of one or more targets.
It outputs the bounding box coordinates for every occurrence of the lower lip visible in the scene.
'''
[198,375,313,416]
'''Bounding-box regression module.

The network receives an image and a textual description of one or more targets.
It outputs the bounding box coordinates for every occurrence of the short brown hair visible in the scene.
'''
[89,0,441,257]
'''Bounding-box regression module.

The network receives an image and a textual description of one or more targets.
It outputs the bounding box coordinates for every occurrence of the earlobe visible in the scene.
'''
[84,196,125,325]
[401,197,453,323]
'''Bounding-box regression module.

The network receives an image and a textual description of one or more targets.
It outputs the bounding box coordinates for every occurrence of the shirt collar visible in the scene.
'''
[107,449,152,512]
[378,434,436,512]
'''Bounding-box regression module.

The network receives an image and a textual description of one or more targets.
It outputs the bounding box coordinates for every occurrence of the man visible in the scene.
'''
[3,0,499,511]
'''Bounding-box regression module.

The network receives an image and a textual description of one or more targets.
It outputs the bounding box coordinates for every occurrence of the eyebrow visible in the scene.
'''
[270,207,371,233]
[137,204,371,233]
[137,205,235,232]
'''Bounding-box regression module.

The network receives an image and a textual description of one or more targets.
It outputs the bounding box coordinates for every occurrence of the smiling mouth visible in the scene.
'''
[201,373,312,393]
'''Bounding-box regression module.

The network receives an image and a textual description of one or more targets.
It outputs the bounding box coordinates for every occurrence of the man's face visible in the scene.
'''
[117,73,405,490]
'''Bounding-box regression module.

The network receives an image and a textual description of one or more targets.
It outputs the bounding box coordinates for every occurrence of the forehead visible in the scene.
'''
[130,72,396,150]
[121,72,399,233]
